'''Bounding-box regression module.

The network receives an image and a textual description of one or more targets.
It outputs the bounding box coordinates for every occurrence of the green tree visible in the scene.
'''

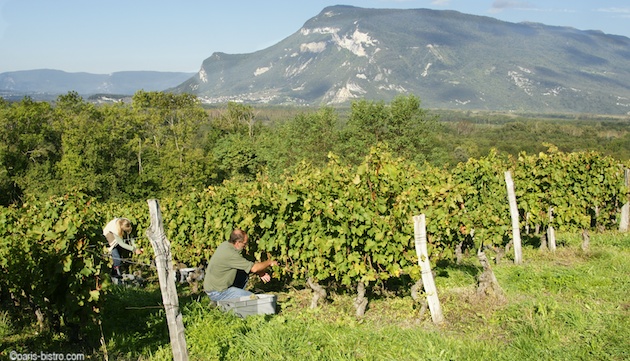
[0,96,60,204]
[387,94,442,163]
[54,92,114,198]
[98,103,148,199]
[205,102,267,182]
[131,91,211,195]
[341,95,440,165]
[212,133,261,181]
[258,106,341,177]
[214,102,259,138]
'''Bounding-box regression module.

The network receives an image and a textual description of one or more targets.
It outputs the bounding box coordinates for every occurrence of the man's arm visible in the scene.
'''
[250,259,278,274]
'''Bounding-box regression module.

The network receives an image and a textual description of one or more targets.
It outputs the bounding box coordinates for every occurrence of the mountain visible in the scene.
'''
[172,5,630,114]
[0,69,194,101]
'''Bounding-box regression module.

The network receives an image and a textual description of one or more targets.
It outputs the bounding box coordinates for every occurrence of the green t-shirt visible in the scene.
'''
[203,241,254,292]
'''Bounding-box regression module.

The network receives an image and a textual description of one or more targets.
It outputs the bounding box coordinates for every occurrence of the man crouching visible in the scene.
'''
[204,229,278,302]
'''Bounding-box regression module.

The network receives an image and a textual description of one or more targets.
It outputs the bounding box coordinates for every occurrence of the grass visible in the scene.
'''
[1,231,629,360]
[0,311,12,339]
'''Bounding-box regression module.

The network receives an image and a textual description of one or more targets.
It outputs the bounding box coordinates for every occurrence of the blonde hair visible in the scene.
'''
[117,218,132,236]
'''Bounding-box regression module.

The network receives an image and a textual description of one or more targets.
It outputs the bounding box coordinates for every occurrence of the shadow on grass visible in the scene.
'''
[0,328,97,359]
[286,259,485,307]
[100,279,276,358]
[0,284,170,360]
[100,284,171,357]
[521,233,542,248]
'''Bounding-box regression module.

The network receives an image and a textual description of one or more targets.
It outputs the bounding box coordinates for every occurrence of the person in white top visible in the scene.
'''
[103,218,142,278]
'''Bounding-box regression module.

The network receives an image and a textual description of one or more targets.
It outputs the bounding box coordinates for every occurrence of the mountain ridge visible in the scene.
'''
[0,69,194,101]
[173,6,630,114]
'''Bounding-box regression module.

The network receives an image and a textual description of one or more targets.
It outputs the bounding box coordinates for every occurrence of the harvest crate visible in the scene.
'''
[217,294,277,317]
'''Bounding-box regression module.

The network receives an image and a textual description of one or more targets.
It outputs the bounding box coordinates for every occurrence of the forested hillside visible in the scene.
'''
[1,91,629,206]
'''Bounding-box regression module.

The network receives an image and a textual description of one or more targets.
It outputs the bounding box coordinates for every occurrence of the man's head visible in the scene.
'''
[229,229,248,251]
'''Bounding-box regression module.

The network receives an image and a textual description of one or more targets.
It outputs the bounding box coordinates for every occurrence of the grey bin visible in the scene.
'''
[217,294,277,318]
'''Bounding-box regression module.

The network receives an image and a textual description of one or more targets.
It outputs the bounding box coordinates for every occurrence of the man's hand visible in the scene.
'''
[134,248,143,255]
[260,273,271,283]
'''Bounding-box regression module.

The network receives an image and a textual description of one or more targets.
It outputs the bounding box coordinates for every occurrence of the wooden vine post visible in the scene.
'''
[146,199,189,361]
[620,168,630,232]
[504,171,523,264]
[547,207,557,251]
[413,214,444,325]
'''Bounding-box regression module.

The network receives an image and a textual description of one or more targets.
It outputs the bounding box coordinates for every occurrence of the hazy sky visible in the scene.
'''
[1,0,629,74]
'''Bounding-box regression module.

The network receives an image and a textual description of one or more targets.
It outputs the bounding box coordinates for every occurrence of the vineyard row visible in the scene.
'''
[0,147,628,329]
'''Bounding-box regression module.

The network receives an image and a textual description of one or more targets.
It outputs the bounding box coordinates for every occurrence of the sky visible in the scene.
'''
[1,0,629,74]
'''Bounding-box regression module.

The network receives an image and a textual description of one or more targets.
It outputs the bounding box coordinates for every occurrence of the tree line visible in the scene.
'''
[1,91,628,206]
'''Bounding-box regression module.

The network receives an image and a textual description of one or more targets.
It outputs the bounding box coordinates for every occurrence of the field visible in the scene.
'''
[2,232,628,360]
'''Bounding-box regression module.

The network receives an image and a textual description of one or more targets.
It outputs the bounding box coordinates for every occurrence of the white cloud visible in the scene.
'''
[374,0,417,3]
[490,0,534,13]
[488,1,578,16]
[597,7,630,18]
[597,7,630,13]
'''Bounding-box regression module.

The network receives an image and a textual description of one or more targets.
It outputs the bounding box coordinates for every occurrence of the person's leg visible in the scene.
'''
[110,246,122,277]
[206,287,253,302]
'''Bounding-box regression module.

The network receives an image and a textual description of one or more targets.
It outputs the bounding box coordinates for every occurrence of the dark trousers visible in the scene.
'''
[110,245,129,277]
[232,269,249,289]
[111,246,123,268]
